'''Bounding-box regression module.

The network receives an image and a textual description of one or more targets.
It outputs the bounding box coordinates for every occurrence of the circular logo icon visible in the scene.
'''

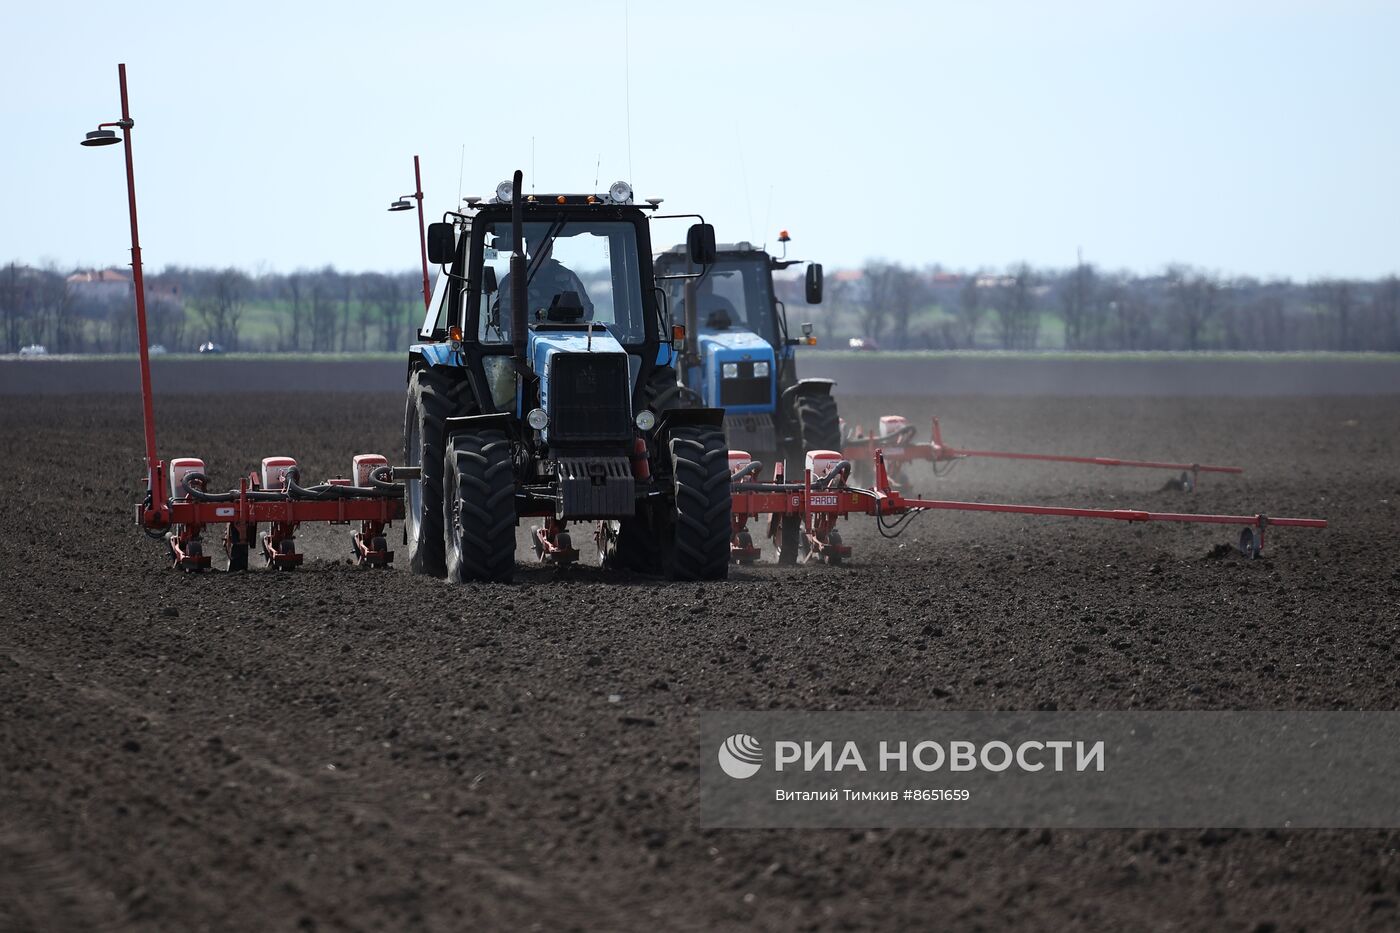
[717,733,763,779]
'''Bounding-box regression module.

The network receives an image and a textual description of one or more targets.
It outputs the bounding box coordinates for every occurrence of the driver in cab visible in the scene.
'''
[495,235,594,324]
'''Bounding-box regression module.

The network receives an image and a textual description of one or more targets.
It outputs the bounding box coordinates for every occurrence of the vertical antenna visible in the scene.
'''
[735,121,755,242]
[625,0,634,184]
[761,184,774,250]
[532,137,536,192]
[594,154,601,191]
[456,143,465,204]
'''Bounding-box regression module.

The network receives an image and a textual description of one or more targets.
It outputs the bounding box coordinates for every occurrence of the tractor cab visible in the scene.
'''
[654,237,836,475]
[404,173,732,583]
[416,181,675,426]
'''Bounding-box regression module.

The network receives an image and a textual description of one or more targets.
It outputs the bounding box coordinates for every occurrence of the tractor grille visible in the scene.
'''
[720,361,772,407]
[548,353,632,443]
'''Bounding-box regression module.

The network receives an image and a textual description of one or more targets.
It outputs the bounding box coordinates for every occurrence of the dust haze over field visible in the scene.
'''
[3,389,1399,930]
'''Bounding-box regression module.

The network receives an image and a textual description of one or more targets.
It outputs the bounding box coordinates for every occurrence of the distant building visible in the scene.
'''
[66,268,132,304]
[65,267,181,307]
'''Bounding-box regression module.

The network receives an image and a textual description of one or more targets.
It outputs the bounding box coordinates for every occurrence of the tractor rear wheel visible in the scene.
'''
[662,424,731,581]
[444,429,517,583]
[787,393,842,477]
[404,369,473,576]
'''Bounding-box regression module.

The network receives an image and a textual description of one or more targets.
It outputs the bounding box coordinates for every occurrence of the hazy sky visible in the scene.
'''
[3,1,1396,279]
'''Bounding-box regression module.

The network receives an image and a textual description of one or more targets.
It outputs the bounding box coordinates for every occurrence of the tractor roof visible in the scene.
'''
[460,180,658,213]
[659,240,768,258]
[465,196,657,214]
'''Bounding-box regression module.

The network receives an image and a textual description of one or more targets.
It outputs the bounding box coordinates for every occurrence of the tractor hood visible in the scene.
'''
[697,327,777,413]
[529,327,629,371]
[530,327,634,446]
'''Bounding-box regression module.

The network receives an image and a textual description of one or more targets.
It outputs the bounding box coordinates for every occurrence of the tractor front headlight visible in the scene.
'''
[635,409,657,432]
[722,362,739,379]
[526,407,549,430]
[753,360,770,378]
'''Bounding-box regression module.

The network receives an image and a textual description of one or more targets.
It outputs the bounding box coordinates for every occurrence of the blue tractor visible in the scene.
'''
[652,236,839,560]
[404,172,732,582]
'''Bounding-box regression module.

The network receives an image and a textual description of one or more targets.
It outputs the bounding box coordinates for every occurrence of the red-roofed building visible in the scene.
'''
[67,268,132,304]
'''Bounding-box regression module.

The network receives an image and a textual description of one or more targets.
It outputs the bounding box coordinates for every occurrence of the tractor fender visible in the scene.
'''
[780,378,836,409]
[444,412,513,442]
[409,349,488,418]
[408,343,463,376]
[656,407,726,437]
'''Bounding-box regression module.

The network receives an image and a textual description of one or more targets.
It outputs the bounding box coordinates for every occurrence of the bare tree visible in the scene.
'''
[0,262,24,352]
[885,265,928,350]
[192,268,249,349]
[993,263,1039,350]
[308,267,340,352]
[137,271,188,352]
[955,273,985,348]
[1375,276,1400,351]
[1311,279,1356,351]
[858,262,898,346]
[282,273,307,352]
[1058,259,1098,349]
[35,266,79,352]
[360,273,412,351]
[340,274,356,352]
[1166,266,1220,351]
[148,296,187,351]
[820,274,860,343]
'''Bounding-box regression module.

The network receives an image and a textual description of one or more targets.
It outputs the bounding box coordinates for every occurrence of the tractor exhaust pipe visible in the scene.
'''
[682,277,700,367]
[510,169,528,367]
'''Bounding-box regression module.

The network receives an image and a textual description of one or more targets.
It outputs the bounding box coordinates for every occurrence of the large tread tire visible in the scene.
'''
[444,429,517,584]
[794,392,843,453]
[404,368,473,576]
[786,393,843,478]
[646,368,704,412]
[663,425,732,581]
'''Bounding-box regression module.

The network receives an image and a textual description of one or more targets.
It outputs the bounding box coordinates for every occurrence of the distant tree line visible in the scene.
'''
[4,259,1399,353]
[776,262,1400,352]
[0,263,423,353]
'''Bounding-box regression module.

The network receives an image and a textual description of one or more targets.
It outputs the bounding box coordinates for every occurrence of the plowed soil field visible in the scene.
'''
[3,392,1398,931]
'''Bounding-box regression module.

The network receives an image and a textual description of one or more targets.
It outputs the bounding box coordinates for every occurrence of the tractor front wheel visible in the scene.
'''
[662,424,732,581]
[444,429,517,583]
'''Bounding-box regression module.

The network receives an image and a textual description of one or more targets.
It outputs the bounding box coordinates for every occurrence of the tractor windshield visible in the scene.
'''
[476,219,647,345]
[688,257,778,348]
